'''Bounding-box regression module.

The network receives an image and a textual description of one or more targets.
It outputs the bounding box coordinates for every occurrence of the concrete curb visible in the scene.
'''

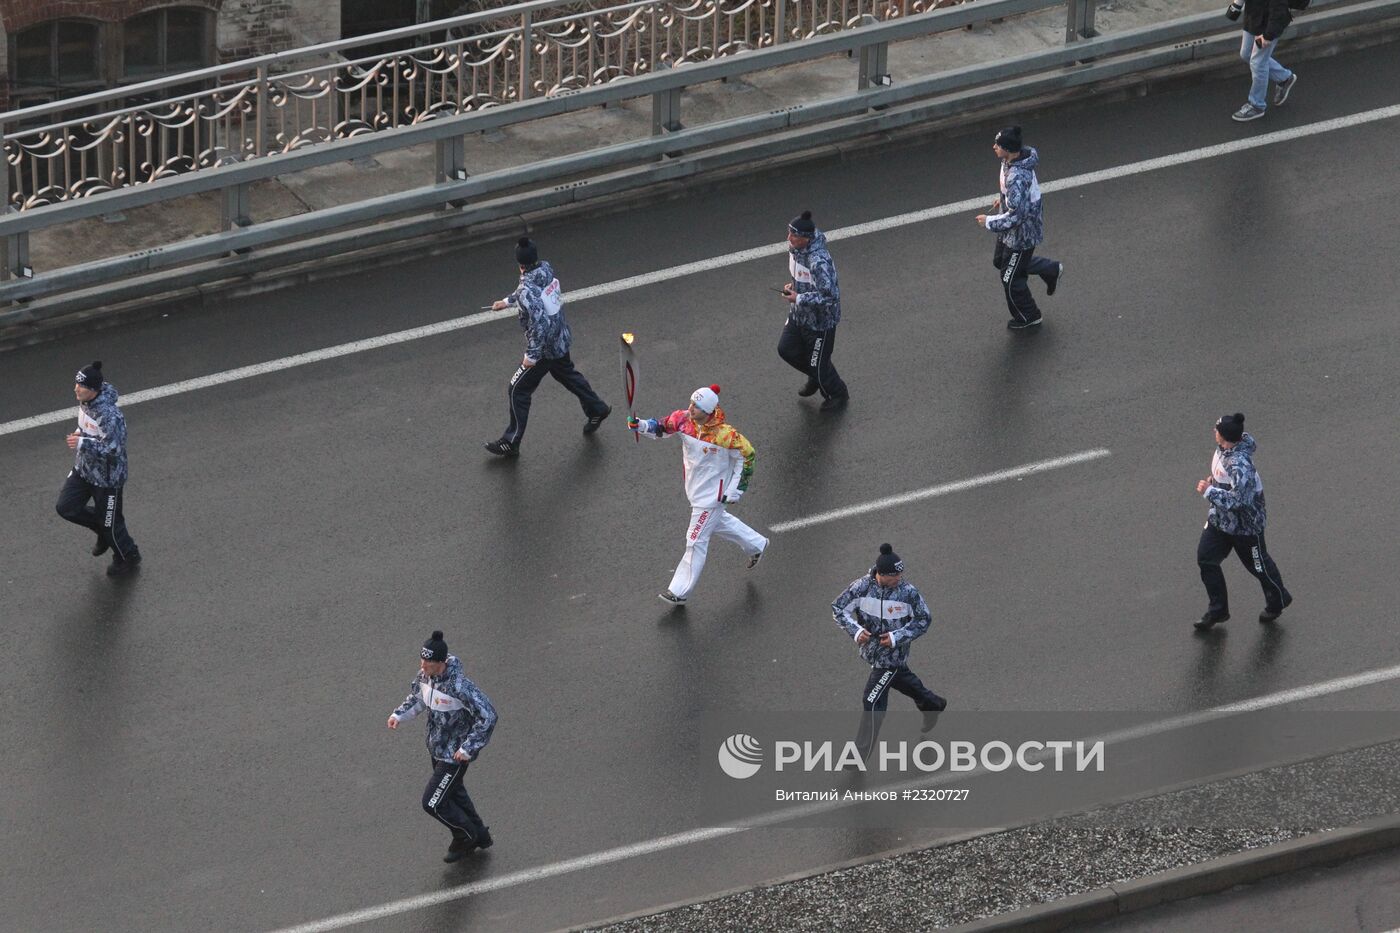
[566,828,1007,932]
[575,735,1400,932]
[3,16,1399,350]
[950,813,1400,932]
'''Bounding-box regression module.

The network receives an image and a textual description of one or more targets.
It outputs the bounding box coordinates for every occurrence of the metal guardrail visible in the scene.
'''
[0,0,1392,311]
[0,0,1070,272]
[0,0,987,215]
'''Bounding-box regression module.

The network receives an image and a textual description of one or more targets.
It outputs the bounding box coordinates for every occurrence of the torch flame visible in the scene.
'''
[622,333,634,344]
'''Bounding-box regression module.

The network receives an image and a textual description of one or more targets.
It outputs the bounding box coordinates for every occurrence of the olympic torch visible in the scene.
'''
[620,332,639,442]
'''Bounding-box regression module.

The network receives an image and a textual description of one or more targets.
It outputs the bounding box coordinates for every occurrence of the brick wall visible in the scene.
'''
[0,1,168,33]
[216,0,341,61]
[0,0,343,108]
[0,0,344,79]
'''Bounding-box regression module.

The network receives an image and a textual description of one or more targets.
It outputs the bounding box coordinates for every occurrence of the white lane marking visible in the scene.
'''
[271,826,745,933]
[0,311,522,437]
[769,449,1111,533]
[5,102,1400,440]
[271,661,1400,933]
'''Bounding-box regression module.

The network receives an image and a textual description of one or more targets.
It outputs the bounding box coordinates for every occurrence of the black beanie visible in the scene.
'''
[788,210,816,237]
[75,361,104,390]
[421,629,448,662]
[995,125,1023,152]
[873,543,904,576]
[515,237,538,267]
[1216,412,1245,444]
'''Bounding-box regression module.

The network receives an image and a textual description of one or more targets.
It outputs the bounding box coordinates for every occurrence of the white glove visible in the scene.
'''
[722,489,743,504]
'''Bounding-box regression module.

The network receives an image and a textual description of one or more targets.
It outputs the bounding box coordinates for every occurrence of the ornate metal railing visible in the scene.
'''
[0,0,973,212]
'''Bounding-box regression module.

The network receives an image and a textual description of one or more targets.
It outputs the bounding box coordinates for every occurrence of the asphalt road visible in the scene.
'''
[3,41,1400,933]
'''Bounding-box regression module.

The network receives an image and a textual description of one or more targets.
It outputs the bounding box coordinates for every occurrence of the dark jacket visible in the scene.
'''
[787,229,841,332]
[1243,0,1291,41]
[73,383,129,488]
[832,574,933,669]
[507,260,571,362]
[985,148,1045,251]
[1204,433,1268,536]
[390,656,497,762]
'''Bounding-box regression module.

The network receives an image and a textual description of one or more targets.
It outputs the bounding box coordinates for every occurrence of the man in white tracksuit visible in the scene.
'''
[628,385,769,604]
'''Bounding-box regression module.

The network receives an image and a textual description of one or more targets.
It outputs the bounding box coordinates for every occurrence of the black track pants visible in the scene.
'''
[421,758,488,842]
[777,320,848,399]
[855,666,946,756]
[993,241,1058,324]
[55,471,138,560]
[1197,524,1291,615]
[501,353,608,445]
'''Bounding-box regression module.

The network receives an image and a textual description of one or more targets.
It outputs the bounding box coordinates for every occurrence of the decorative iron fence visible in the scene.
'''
[1,0,971,212]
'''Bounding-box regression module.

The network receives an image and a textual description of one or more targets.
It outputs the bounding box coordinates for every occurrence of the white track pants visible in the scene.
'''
[667,503,768,599]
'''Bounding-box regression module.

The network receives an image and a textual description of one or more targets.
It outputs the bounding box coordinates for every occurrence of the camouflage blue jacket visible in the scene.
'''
[507,260,572,361]
[1205,433,1268,536]
[985,147,1045,251]
[72,383,129,488]
[788,230,842,331]
[390,656,498,762]
[832,574,932,669]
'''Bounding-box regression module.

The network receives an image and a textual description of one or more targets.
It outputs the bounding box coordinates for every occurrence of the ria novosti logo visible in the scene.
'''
[716,734,1105,779]
[717,733,763,779]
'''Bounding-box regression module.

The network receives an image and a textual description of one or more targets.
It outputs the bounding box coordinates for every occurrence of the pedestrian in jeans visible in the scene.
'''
[1227,0,1298,122]
[1194,413,1292,631]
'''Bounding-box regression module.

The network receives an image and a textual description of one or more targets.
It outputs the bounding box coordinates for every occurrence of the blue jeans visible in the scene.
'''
[1241,32,1291,110]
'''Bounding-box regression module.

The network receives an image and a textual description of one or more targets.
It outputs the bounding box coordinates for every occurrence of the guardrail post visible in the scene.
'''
[857,16,891,96]
[652,88,683,135]
[775,0,787,45]
[436,137,467,183]
[255,63,270,157]
[1065,0,1099,42]
[3,228,33,288]
[519,11,534,102]
[221,184,252,232]
[0,123,8,213]
[0,123,22,286]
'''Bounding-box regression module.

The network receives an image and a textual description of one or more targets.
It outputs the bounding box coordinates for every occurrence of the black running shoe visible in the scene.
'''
[921,697,947,732]
[1194,611,1229,631]
[583,406,611,434]
[443,835,477,863]
[819,395,849,412]
[1259,597,1291,623]
[107,551,142,577]
[1047,262,1064,296]
[484,439,519,457]
[1007,317,1043,331]
[476,827,494,849]
[798,377,820,397]
[92,538,110,557]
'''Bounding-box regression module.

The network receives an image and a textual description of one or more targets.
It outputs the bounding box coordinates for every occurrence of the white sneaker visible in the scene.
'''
[658,590,686,605]
[747,550,765,570]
